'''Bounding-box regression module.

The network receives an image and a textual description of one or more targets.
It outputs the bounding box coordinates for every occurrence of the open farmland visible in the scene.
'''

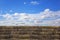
[0,26,60,40]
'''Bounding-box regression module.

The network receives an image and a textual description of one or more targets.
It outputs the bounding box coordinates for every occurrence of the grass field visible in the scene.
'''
[0,26,60,40]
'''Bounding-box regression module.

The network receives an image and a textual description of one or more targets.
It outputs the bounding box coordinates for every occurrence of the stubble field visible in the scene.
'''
[0,26,60,40]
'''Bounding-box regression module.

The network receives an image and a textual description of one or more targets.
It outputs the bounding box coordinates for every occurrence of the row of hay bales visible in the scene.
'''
[0,26,60,40]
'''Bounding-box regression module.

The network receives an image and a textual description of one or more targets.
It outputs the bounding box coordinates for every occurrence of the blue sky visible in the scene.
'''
[0,0,60,14]
[0,0,60,26]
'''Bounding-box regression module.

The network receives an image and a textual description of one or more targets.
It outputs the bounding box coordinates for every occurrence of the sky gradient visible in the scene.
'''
[0,0,60,13]
[0,0,60,26]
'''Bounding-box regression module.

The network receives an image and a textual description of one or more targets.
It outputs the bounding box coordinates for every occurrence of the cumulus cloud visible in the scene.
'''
[0,9,60,26]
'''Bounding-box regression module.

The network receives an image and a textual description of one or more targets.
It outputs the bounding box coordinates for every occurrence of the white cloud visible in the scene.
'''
[0,9,60,26]
[44,9,50,12]
[24,2,26,4]
[23,1,39,5]
[30,1,39,5]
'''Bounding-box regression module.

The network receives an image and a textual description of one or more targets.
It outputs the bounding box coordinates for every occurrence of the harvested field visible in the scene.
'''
[0,26,60,40]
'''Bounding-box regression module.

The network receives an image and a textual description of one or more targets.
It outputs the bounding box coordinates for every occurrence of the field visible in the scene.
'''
[0,26,60,40]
